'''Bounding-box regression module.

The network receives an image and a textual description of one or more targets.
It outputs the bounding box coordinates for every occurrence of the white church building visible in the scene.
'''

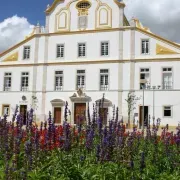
[0,0,180,128]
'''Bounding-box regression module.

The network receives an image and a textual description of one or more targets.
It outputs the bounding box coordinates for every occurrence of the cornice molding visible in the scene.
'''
[45,0,65,14]
[1,58,180,68]
[1,27,180,58]
[137,28,180,50]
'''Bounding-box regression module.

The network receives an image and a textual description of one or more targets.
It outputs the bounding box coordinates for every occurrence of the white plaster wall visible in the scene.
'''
[0,92,33,121]
[134,61,180,90]
[38,36,46,63]
[47,31,119,62]
[0,39,35,64]
[48,0,121,33]
[135,31,180,59]
[35,66,44,92]
[123,30,131,60]
[0,67,33,91]
[122,63,130,90]
[45,91,119,124]
[48,1,67,33]
[46,63,119,91]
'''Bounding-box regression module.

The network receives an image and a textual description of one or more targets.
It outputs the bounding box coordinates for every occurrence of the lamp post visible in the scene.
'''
[146,85,161,125]
[141,84,146,130]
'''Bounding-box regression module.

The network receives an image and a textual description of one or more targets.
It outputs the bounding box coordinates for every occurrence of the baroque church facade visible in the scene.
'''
[0,0,180,127]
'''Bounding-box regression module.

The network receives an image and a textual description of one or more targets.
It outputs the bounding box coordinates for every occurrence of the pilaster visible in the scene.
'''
[31,36,39,108]
[45,15,50,33]
[118,29,123,118]
[41,36,49,121]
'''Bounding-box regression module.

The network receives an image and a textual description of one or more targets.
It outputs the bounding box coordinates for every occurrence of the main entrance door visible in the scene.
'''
[99,108,108,125]
[74,103,86,124]
[139,106,149,128]
[20,105,27,125]
[54,107,61,124]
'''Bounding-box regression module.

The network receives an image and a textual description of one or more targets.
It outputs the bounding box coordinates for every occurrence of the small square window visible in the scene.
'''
[163,106,172,117]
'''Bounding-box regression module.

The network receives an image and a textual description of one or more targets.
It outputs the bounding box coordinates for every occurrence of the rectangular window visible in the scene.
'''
[76,70,85,90]
[56,44,64,58]
[100,69,109,90]
[141,40,149,54]
[23,46,30,59]
[101,42,109,56]
[162,68,173,89]
[4,73,12,91]
[140,68,150,89]
[55,71,63,91]
[78,43,86,57]
[21,72,29,91]
[2,105,10,116]
[163,106,172,117]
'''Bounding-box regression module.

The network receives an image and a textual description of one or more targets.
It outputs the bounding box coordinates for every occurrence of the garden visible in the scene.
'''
[0,96,180,180]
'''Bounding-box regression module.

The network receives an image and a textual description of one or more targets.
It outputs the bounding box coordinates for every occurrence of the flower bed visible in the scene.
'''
[0,102,180,180]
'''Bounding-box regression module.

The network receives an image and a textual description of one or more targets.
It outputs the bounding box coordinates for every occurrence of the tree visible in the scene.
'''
[125,92,140,128]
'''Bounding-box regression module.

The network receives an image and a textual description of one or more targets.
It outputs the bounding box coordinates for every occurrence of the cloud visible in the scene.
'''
[0,15,34,53]
[124,0,180,43]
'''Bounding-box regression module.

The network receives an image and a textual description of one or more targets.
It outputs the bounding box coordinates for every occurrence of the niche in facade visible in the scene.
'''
[55,9,70,31]
[76,0,91,30]
[96,4,112,29]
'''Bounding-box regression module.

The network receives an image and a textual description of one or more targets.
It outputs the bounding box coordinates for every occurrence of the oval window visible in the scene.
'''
[76,1,91,9]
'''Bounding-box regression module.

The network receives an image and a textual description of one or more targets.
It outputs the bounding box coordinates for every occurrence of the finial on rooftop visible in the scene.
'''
[37,21,40,26]
[47,4,50,9]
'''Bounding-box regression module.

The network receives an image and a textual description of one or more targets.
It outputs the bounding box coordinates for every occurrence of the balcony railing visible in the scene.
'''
[162,82,173,89]
[77,85,85,90]
[21,87,29,91]
[55,86,63,91]
[100,85,109,91]
[4,87,11,91]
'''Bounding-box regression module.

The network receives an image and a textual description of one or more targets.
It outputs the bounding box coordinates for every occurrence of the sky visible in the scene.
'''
[0,0,180,53]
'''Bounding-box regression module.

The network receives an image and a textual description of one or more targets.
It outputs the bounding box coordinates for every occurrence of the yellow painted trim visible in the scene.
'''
[76,0,91,16]
[58,12,67,29]
[2,58,180,68]
[2,52,18,62]
[95,2,112,29]
[137,28,180,50]
[25,27,36,39]
[0,35,35,57]
[123,15,130,26]
[156,44,179,55]
[113,0,126,8]
[1,26,180,58]
[46,0,65,14]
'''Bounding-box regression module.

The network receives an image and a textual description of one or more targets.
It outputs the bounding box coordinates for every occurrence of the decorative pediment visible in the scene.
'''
[2,52,18,62]
[156,44,179,55]
[51,99,65,106]
[96,98,112,108]
[70,88,91,102]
